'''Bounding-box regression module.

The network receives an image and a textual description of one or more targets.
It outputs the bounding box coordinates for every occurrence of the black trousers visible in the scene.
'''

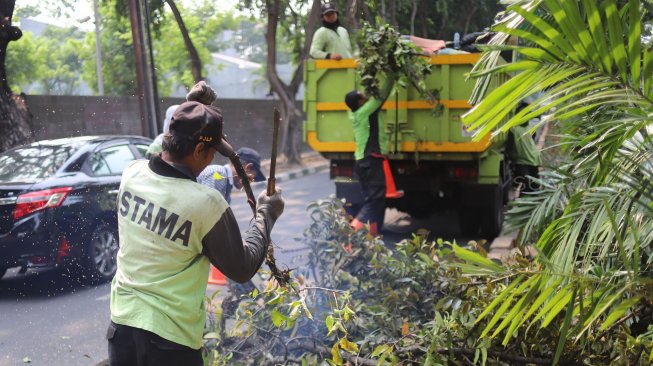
[514,164,540,193]
[107,321,203,366]
[354,156,386,228]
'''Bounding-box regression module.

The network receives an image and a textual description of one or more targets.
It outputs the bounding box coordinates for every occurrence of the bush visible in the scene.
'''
[203,196,653,365]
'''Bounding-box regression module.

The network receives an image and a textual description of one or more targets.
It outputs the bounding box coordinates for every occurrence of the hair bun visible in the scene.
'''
[186,81,217,105]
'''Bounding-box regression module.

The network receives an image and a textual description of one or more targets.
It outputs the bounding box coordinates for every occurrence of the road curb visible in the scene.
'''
[251,162,330,189]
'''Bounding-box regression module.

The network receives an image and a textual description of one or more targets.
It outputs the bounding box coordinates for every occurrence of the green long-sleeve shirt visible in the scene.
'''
[349,75,396,160]
[310,26,353,59]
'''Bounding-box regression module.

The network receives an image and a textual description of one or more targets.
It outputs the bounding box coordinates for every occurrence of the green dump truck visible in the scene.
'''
[303,54,511,237]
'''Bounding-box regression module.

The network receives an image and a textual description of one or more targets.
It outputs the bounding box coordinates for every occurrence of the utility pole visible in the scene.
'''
[127,0,159,138]
[144,0,161,134]
[93,0,104,95]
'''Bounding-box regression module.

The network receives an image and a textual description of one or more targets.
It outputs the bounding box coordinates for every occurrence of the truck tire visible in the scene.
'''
[458,207,481,236]
[399,192,436,219]
[480,183,504,238]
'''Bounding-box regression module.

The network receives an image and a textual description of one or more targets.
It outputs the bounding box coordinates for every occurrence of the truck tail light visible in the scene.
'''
[450,166,478,181]
[13,187,73,220]
[330,164,354,178]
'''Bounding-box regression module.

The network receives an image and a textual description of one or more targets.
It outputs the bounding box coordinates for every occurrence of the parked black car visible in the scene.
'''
[0,135,152,282]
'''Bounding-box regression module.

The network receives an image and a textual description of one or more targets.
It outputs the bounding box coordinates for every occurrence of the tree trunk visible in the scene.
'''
[343,0,358,31]
[463,6,478,35]
[437,13,449,39]
[410,0,418,35]
[165,0,202,83]
[418,0,428,38]
[0,0,33,153]
[359,0,375,26]
[388,0,397,27]
[264,0,320,165]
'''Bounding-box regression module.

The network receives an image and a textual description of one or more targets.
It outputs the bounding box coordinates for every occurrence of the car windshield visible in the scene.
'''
[0,144,77,182]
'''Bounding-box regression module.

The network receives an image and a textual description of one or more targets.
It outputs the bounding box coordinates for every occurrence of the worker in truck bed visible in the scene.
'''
[344,72,396,236]
[310,3,352,60]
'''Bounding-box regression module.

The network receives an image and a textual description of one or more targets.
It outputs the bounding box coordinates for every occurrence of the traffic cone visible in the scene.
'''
[382,158,404,199]
[208,265,227,285]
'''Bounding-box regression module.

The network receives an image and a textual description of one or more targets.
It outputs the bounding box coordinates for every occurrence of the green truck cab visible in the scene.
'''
[303,54,511,237]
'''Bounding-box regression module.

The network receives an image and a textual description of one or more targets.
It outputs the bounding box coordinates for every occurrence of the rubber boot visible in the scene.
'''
[350,218,365,231]
[368,222,378,236]
[351,219,378,236]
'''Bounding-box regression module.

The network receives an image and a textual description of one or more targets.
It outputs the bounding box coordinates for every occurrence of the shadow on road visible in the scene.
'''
[0,267,106,299]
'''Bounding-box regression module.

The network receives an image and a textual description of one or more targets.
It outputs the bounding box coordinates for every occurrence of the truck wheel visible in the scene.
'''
[480,184,504,238]
[85,222,119,283]
[458,208,481,236]
[401,192,436,219]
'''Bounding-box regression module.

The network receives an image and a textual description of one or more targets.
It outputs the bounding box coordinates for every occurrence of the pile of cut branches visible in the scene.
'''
[357,23,436,105]
[201,197,648,366]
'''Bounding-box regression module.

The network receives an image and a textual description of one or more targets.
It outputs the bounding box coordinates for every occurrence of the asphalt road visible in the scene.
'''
[0,170,493,366]
[0,170,335,366]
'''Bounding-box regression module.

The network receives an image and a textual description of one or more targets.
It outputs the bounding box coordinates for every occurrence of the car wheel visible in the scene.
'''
[85,222,119,282]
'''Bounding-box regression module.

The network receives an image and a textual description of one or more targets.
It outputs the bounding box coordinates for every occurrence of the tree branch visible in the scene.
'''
[165,0,202,82]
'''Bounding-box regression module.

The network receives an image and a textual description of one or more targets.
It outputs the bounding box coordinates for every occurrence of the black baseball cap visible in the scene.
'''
[345,90,361,111]
[236,147,266,182]
[168,101,226,150]
[321,3,337,15]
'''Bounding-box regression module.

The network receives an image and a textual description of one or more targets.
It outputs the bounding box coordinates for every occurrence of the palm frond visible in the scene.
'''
[456,1,653,361]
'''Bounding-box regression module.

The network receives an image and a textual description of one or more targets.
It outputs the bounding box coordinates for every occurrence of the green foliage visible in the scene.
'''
[82,0,241,96]
[205,199,628,365]
[357,23,435,104]
[81,0,136,96]
[458,1,653,365]
[11,0,241,96]
[340,0,503,40]
[203,196,653,365]
[6,31,40,93]
[7,25,85,95]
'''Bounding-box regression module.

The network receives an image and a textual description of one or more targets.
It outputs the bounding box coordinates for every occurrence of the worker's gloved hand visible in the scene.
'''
[257,188,284,221]
[186,81,218,105]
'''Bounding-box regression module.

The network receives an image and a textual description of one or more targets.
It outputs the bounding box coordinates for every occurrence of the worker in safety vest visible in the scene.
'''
[344,73,396,236]
[107,101,284,366]
[310,3,353,60]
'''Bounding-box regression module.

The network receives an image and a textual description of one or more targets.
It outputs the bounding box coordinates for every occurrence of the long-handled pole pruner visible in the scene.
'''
[267,108,280,196]
[187,82,290,286]
[264,108,291,286]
